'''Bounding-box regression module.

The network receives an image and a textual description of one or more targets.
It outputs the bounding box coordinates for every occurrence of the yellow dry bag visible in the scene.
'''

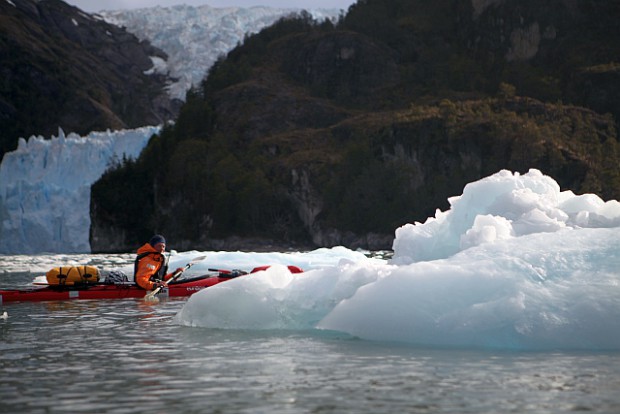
[46,265,100,286]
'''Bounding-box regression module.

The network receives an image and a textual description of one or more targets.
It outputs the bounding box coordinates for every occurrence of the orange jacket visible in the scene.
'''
[134,243,172,290]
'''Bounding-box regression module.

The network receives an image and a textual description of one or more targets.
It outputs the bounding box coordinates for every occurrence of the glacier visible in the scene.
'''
[0,127,159,254]
[99,4,342,100]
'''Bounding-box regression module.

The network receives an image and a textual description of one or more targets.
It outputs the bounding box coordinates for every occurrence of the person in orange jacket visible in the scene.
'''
[134,234,183,290]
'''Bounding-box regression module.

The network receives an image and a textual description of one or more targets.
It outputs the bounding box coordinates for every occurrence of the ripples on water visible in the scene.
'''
[1,256,620,413]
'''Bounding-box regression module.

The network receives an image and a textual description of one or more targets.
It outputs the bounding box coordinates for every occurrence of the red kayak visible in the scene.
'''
[0,265,303,304]
[0,274,227,304]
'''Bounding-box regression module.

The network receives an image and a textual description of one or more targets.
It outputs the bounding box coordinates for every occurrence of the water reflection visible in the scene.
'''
[2,264,620,413]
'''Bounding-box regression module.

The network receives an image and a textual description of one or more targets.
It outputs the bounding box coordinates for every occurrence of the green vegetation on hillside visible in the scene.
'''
[90,0,620,251]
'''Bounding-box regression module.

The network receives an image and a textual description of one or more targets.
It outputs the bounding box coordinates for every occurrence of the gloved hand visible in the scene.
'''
[152,281,165,290]
[174,267,184,274]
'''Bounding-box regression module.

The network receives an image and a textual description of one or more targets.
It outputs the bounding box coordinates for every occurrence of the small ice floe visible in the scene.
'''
[1,311,7,320]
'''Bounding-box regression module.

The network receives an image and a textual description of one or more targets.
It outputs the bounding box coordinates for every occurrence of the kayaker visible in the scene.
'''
[134,235,183,290]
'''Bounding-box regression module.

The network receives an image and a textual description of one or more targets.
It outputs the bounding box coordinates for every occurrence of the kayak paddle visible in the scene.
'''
[144,255,207,302]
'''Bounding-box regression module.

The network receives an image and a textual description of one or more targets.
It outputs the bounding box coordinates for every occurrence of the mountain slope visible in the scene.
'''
[90,0,620,251]
[0,0,180,159]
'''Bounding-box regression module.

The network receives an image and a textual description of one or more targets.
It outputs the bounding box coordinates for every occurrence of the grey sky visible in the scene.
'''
[66,0,356,13]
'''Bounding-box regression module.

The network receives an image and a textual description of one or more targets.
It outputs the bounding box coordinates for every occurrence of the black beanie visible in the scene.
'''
[149,234,166,247]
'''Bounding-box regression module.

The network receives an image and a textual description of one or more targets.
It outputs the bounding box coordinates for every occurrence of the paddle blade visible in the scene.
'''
[144,289,160,302]
[189,255,207,265]
[144,293,159,303]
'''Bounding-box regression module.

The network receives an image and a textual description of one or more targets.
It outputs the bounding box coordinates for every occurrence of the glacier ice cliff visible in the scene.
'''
[0,127,159,254]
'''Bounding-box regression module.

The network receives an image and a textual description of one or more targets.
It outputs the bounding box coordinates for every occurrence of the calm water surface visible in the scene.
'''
[1,257,620,413]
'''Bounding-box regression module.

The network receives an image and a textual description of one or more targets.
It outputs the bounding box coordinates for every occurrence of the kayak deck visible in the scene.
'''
[0,274,227,304]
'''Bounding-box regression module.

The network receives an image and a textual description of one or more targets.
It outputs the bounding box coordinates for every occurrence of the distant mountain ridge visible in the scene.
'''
[98,4,342,100]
